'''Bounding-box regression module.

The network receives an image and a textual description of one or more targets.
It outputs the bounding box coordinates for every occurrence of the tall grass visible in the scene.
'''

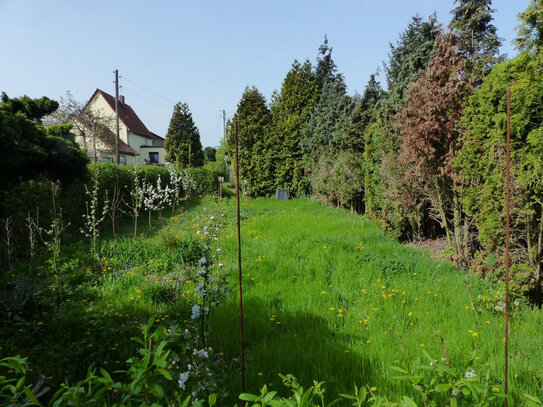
[2,196,541,405]
[202,198,542,404]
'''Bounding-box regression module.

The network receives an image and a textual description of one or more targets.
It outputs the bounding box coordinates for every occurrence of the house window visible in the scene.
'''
[149,152,159,164]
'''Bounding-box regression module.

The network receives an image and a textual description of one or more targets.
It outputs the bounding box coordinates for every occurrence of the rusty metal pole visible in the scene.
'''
[504,87,511,407]
[234,121,246,394]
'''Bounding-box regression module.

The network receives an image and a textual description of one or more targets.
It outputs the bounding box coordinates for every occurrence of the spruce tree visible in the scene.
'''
[315,35,340,93]
[449,0,503,84]
[358,74,383,129]
[164,102,204,168]
[385,14,441,107]
[302,79,349,157]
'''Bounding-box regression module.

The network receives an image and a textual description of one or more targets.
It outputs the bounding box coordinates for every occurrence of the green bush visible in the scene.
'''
[187,167,222,196]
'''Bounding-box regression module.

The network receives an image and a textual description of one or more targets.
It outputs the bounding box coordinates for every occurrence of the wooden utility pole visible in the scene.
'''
[218,176,224,199]
[221,109,226,142]
[114,69,120,165]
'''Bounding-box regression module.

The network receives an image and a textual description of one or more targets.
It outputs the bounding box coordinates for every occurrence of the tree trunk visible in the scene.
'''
[436,182,453,248]
[452,192,462,257]
[363,134,373,216]
[134,214,138,238]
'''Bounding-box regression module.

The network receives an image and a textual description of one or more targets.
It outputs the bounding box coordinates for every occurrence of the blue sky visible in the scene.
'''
[0,0,530,148]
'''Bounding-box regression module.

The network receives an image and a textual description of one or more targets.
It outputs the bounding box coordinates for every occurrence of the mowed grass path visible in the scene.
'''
[206,198,542,403]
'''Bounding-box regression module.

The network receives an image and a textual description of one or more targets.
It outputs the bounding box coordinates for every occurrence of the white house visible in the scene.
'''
[78,89,167,166]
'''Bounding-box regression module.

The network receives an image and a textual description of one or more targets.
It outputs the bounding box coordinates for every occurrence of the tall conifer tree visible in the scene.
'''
[315,35,340,94]
[449,0,502,84]
[165,102,204,168]
[271,60,318,194]
[385,14,441,107]
[228,87,273,196]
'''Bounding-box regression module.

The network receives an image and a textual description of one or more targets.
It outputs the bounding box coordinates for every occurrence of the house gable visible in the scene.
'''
[89,89,164,143]
[80,89,167,166]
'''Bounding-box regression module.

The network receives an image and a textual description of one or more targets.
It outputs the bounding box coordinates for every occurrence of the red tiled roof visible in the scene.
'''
[94,124,139,156]
[88,89,164,141]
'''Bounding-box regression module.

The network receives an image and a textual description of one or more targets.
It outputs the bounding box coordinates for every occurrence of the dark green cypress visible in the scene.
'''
[164,102,204,168]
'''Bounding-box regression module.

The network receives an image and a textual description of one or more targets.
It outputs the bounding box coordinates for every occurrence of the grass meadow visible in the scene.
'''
[200,198,543,404]
[1,197,542,404]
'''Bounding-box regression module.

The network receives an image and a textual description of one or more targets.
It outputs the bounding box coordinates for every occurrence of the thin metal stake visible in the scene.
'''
[234,121,246,394]
[504,86,511,407]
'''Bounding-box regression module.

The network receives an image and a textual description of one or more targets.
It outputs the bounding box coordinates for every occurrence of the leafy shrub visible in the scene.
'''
[0,356,43,406]
[3,319,225,407]
[187,167,221,196]
[392,349,505,406]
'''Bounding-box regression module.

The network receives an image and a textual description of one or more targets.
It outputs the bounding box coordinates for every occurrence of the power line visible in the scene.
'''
[122,76,220,120]
[122,77,176,105]
[122,85,173,107]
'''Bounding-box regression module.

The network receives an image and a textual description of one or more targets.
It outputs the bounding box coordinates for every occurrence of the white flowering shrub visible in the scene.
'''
[191,207,229,347]
[173,328,228,401]
[144,177,174,228]
[167,163,186,216]
[81,166,109,262]
[127,166,146,236]
[181,168,197,199]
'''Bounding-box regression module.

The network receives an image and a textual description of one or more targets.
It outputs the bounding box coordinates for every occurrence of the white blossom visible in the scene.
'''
[191,305,201,320]
[193,349,209,359]
[178,372,190,389]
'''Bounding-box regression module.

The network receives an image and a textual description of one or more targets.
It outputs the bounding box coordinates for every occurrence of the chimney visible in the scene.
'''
[119,95,125,104]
